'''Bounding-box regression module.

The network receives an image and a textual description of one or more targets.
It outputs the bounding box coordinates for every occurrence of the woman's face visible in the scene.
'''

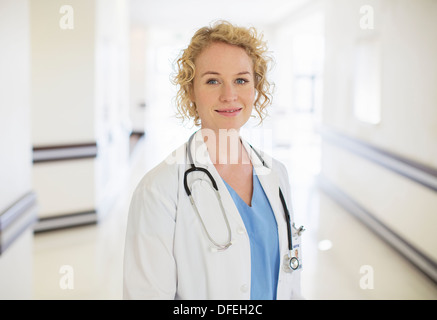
[191,42,255,132]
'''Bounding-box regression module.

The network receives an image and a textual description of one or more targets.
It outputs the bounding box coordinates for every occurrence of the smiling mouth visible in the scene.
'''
[215,108,243,116]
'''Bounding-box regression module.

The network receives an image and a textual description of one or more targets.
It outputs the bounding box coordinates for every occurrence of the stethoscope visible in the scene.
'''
[183,132,304,271]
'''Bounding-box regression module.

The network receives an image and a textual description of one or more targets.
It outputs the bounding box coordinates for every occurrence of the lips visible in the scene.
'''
[215,107,243,117]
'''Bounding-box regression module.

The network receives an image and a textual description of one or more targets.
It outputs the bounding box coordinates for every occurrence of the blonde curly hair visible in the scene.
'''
[172,20,273,126]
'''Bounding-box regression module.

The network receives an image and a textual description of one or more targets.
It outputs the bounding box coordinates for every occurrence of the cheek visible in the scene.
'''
[194,91,215,110]
[245,87,256,105]
[192,83,213,106]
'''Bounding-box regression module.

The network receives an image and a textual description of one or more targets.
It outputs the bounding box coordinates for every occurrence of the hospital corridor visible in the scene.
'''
[1,0,437,300]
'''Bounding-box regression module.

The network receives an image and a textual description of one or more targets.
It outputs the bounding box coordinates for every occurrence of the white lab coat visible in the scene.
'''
[123,130,303,299]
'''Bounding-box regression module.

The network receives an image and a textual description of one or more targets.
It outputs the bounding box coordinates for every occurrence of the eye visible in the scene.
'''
[206,79,219,85]
[236,78,249,85]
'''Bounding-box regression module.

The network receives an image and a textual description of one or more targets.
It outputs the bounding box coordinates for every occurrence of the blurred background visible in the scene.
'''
[0,0,436,299]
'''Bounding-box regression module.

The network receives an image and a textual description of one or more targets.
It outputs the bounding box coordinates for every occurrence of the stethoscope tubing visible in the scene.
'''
[279,188,293,254]
[184,131,299,268]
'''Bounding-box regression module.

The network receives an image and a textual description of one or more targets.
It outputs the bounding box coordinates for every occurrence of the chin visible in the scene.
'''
[220,121,247,132]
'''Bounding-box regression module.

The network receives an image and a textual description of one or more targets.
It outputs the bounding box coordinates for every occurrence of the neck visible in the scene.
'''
[200,128,248,165]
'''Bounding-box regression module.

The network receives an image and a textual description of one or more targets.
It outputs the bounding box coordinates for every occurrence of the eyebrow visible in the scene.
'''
[201,71,252,77]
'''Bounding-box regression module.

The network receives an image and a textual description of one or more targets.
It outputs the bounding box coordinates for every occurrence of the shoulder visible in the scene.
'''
[271,157,290,189]
[271,157,288,175]
[132,143,187,202]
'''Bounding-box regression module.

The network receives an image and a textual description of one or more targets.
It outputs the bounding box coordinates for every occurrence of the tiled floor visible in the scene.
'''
[32,126,437,300]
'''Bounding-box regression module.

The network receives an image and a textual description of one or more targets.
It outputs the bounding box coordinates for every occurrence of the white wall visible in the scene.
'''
[0,0,34,299]
[129,26,147,133]
[321,0,437,263]
[30,0,98,225]
[323,0,437,167]
[30,0,130,227]
[0,0,32,210]
[94,0,130,217]
[31,0,96,146]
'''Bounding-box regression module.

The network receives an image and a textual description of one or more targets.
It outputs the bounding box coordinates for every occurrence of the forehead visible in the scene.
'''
[195,42,253,73]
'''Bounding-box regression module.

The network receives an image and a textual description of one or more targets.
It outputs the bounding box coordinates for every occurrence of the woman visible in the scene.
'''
[123,21,303,300]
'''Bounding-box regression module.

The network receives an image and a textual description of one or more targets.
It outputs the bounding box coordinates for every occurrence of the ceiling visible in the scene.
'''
[129,0,310,29]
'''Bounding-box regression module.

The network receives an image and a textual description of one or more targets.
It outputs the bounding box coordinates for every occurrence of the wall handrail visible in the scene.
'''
[318,125,437,193]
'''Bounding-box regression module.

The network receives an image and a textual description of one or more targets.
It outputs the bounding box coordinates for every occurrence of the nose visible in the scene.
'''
[219,83,237,103]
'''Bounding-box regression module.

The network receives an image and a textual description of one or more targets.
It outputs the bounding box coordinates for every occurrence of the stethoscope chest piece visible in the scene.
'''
[283,254,300,272]
[289,256,299,270]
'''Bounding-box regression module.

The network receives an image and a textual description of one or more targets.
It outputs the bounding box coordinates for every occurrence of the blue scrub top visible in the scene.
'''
[223,173,280,300]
